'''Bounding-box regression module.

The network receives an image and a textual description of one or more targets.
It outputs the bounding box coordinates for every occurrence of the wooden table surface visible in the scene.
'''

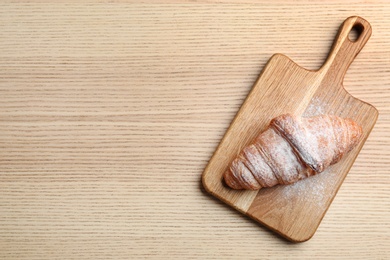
[1,1,389,259]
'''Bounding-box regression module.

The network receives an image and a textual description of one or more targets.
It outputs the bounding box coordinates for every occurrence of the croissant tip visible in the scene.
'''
[345,118,364,146]
[223,169,249,190]
[223,170,243,190]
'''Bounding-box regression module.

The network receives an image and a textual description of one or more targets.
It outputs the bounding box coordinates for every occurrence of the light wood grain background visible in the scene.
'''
[0,1,389,259]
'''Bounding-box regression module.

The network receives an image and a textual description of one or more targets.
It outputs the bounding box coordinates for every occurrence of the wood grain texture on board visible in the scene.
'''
[0,1,389,259]
[202,16,378,242]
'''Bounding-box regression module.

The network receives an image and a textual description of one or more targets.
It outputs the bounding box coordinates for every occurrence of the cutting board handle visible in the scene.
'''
[321,16,372,84]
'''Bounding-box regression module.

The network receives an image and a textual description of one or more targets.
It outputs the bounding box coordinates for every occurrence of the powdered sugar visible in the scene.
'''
[280,173,328,210]
[305,96,326,116]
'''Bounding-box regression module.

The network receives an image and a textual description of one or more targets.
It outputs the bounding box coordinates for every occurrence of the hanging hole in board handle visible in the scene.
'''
[320,16,372,84]
[348,22,365,42]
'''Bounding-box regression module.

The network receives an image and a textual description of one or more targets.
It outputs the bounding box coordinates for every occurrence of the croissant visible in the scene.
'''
[224,114,362,190]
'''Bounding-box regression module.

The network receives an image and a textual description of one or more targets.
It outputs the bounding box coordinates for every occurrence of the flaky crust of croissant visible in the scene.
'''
[223,114,363,190]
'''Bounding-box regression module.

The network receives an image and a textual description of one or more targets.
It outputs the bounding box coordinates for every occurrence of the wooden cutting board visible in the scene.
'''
[202,16,378,242]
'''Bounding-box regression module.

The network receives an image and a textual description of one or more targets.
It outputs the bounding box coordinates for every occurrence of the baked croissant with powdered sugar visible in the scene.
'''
[224,114,362,190]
